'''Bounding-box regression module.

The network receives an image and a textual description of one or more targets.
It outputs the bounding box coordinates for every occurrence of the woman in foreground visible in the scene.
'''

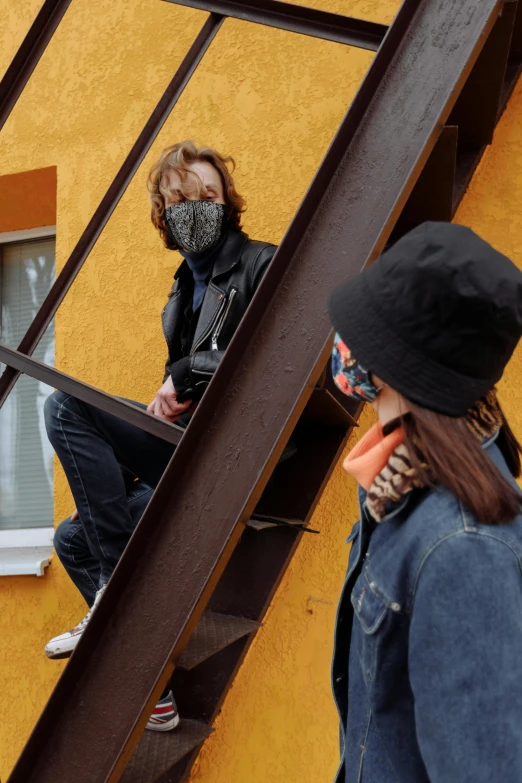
[328,222,522,783]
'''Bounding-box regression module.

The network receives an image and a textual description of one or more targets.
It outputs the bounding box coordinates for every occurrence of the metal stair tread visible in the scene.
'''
[178,610,261,670]
[120,719,212,783]
[246,515,304,532]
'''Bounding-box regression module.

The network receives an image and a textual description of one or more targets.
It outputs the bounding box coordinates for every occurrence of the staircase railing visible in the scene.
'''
[0,1,520,781]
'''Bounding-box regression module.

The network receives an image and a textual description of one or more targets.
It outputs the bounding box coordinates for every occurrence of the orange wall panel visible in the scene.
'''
[0,166,56,232]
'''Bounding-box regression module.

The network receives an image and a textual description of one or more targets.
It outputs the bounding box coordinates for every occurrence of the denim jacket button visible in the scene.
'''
[391,602,401,612]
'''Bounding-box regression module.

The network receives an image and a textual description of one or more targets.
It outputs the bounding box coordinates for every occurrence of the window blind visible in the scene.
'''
[0,238,56,529]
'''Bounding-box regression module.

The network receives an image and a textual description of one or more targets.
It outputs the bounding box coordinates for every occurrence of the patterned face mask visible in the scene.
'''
[165,200,227,253]
[331,332,383,402]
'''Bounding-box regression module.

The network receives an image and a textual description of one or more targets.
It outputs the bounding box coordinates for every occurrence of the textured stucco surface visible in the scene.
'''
[189,76,522,783]
[0,2,204,773]
[1,1,520,781]
[0,0,44,81]
[455,78,522,420]
[0,0,389,776]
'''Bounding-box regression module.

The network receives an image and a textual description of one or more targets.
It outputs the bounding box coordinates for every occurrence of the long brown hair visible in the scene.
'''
[398,399,522,525]
[147,140,246,250]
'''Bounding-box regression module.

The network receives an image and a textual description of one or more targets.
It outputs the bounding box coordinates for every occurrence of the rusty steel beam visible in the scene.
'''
[0,343,184,446]
[452,0,521,212]
[162,0,388,50]
[6,1,503,781]
[0,0,72,132]
[0,12,223,409]
[449,1,517,148]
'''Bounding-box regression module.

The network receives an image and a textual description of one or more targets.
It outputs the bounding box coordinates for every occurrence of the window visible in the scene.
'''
[0,231,56,574]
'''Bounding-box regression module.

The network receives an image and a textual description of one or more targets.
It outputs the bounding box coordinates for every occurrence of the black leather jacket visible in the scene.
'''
[162,230,276,401]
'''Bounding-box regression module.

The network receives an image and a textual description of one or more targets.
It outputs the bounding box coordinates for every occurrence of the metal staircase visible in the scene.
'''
[0,1,521,781]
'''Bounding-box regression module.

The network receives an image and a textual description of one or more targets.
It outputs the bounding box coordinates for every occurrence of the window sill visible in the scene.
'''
[0,527,54,577]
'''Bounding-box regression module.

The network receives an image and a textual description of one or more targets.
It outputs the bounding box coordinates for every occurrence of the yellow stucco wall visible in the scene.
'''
[0,1,44,81]
[0,0,521,781]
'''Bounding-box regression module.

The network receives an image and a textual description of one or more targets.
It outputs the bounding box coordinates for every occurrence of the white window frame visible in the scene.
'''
[0,225,57,576]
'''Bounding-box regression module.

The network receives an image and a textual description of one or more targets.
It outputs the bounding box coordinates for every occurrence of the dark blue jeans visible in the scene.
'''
[45,391,179,592]
[54,481,153,607]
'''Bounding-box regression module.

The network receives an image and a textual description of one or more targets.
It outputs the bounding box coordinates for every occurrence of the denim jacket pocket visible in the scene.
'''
[351,571,388,683]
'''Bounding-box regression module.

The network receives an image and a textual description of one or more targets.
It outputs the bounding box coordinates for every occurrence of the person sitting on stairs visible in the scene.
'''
[43,140,277,732]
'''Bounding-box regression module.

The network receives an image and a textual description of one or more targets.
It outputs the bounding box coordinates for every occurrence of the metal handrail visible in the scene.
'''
[162,0,388,49]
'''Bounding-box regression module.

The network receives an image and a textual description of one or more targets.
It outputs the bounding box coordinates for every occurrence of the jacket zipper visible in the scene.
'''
[211,288,237,351]
[190,293,227,356]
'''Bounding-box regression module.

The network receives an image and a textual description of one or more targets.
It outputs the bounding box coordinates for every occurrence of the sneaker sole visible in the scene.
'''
[45,647,74,660]
[44,636,81,660]
[145,714,180,732]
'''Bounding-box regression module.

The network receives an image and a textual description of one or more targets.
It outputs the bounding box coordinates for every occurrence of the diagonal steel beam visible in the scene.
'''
[0,13,224,409]
[0,0,72,132]
[162,0,388,50]
[7,1,502,781]
[0,343,184,445]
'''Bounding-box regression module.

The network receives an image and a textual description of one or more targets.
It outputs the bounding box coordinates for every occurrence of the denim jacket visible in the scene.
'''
[332,435,522,783]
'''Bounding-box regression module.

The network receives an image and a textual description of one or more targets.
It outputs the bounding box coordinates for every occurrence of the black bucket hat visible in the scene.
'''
[328,222,522,417]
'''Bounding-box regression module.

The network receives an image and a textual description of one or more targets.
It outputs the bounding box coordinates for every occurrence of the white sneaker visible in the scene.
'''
[45,585,106,659]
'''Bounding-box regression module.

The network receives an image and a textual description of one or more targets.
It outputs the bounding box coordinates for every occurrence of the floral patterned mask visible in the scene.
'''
[331,333,383,402]
[165,200,226,253]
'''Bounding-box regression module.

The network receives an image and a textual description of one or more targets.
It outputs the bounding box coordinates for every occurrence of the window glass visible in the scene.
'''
[0,238,55,529]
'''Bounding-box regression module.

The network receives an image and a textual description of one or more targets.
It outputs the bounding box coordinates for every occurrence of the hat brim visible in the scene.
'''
[328,273,496,417]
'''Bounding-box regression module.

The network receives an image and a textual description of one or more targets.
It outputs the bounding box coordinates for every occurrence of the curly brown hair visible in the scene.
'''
[147,140,246,250]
